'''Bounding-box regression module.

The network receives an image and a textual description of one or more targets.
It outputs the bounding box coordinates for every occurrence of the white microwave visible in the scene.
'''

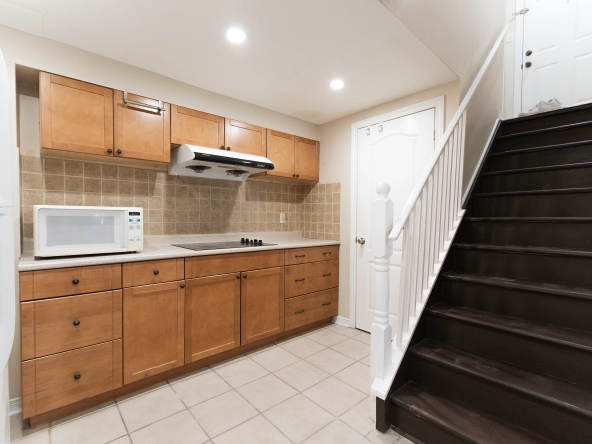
[33,205,143,258]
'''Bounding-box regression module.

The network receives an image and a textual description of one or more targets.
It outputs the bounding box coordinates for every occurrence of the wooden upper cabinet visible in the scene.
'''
[39,72,113,156]
[241,267,284,345]
[114,91,171,163]
[123,281,184,384]
[294,137,319,181]
[170,105,225,149]
[185,273,240,363]
[266,129,294,178]
[225,119,266,157]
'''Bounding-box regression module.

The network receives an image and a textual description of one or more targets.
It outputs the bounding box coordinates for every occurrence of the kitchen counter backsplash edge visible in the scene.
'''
[19,232,340,272]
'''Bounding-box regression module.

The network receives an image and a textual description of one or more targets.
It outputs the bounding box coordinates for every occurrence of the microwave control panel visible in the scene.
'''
[128,211,142,243]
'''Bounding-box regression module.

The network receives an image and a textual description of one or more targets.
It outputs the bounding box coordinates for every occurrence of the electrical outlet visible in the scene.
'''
[280,213,285,224]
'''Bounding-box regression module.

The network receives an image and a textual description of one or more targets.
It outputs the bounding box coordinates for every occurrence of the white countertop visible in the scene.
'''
[18,232,340,272]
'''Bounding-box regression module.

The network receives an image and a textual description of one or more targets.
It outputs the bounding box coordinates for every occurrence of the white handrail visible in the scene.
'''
[389,23,509,241]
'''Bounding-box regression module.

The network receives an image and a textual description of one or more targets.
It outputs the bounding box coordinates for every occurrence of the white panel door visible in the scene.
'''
[522,0,592,111]
[355,109,435,332]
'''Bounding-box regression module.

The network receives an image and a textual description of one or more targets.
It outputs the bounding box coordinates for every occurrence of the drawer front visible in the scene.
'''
[20,264,122,301]
[186,250,284,279]
[22,340,122,417]
[285,289,338,331]
[122,258,184,287]
[285,245,338,265]
[21,291,122,360]
[285,260,338,298]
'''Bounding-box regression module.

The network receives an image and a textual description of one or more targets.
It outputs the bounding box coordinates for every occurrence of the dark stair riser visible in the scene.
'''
[467,191,592,217]
[484,143,592,171]
[492,124,592,154]
[409,355,592,444]
[426,313,592,389]
[456,220,592,249]
[452,247,592,287]
[391,403,466,444]
[476,165,592,193]
[440,278,592,332]
[500,106,592,136]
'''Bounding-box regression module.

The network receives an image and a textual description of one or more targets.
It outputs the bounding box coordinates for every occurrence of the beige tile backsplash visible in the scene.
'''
[20,156,340,241]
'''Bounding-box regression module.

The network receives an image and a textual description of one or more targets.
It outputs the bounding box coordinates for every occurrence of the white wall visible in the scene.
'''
[379,0,508,99]
[319,80,460,320]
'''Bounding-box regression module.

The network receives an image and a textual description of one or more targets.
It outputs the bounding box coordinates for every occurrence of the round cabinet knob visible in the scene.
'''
[226,147,231,151]
[107,148,113,154]
[74,373,81,380]
[237,274,241,279]
[220,145,226,150]
[116,149,122,154]
[243,274,248,279]
[180,283,185,289]
[295,174,300,178]
[72,279,79,285]
[525,61,532,68]
[73,320,80,327]
[153,270,159,275]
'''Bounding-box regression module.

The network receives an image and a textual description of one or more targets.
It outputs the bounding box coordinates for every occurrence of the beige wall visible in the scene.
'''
[379,0,508,99]
[318,80,460,321]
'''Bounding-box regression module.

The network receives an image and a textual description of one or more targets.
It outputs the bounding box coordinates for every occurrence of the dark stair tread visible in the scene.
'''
[441,271,592,302]
[502,102,592,125]
[488,139,592,157]
[495,120,592,140]
[391,382,553,444]
[480,161,592,176]
[411,339,592,419]
[453,242,592,258]
[464,217,592,223]
[427,303,592,353]
[472,187,592,197]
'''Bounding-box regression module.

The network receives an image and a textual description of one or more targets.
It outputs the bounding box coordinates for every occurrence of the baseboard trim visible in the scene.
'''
[9,397,22,416]
[332,316,350,327]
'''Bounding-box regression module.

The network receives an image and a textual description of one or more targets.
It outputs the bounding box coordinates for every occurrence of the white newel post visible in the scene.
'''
[371,183,394,386]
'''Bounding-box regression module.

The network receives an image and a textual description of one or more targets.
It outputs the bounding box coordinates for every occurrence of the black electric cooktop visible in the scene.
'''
[172,238,277,251]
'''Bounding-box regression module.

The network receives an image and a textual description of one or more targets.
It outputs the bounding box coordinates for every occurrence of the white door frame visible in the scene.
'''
[513,0,527,117]
[348,96,445,328]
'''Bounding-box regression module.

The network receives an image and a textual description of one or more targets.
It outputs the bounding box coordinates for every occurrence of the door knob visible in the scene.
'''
[525,50,532,56]
[356,238,365,245]
[525,61,532,68]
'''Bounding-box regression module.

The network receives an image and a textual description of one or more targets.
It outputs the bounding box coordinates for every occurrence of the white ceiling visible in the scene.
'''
[1,0,457,124]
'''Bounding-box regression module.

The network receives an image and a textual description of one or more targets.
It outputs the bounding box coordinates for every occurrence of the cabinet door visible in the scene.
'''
[123,282,184,384]
[185,274,240,363]
[294,137,319,181]
[114,91,171,162]
[171,105,225,149]
[40,72,113,156]
[266,129,294,178]
[241,267,284,345]
[225,119,266,157]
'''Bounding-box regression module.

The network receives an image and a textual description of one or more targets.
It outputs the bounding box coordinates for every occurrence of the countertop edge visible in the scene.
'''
[18,240,341,272]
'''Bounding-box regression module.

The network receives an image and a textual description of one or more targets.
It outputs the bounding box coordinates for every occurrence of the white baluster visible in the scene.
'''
[457,113,467,217]
[371,183,394,381]
[423,175,434,292]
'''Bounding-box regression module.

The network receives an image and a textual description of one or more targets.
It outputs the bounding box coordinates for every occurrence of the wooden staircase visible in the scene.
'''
[384,103,592,444]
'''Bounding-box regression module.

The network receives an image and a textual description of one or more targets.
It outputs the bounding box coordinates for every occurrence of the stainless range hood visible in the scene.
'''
[168,144,274,182]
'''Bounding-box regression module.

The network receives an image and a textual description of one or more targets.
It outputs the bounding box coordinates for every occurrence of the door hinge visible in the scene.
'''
[433,129,435,141]
[512,8,529,16]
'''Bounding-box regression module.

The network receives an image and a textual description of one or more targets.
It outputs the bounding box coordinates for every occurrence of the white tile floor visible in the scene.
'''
[10,323,412,444]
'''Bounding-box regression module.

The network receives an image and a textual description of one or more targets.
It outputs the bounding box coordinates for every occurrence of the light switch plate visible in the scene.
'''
[280,213,285,223]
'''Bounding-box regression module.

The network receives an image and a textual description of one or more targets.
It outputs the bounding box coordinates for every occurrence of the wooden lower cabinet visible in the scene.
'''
[241,267,285,345]
[123,281,185,384]
[285,289,338,331]
[22,340,122,418]
[185,273,241,363]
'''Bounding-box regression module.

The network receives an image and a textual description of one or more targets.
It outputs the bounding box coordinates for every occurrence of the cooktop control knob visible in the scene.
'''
[245,238,249,244]
[258,240,263,246]
[241,238,245,244]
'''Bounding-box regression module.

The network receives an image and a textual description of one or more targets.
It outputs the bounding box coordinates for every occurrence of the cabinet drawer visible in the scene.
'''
[285,289,338,331]
[21,340,122,418]
[285,260,338,298]
[21,291,122,360]
[285,245,338,265]
[122,259,184,287]
[186,250,284,279]
[19,264,122,301]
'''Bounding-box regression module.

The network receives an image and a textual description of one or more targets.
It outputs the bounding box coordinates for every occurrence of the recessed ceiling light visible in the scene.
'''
[330,79,345,90]
[226,27,247,44]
